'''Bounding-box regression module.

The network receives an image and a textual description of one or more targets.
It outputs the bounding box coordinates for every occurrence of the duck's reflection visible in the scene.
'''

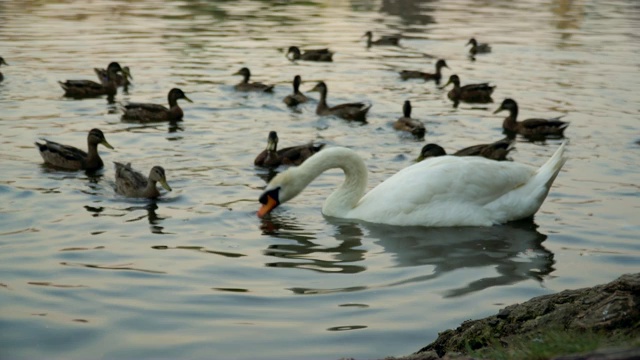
[262,215,554,297]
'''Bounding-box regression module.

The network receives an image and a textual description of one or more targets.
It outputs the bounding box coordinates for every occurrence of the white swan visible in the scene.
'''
[258,142,567,227]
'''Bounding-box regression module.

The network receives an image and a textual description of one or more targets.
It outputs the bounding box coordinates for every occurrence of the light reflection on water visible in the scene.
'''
[1,0,639,359]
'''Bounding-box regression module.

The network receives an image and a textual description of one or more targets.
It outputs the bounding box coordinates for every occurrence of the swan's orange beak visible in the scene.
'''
[257,195,278,218]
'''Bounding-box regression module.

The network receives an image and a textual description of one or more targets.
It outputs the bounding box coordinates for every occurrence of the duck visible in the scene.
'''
[283,75,308,107]
[0,56,8,82]
[442,74,495,107]
[257,142,567,227]
[114,162,172,198]
[393,100,425,138]
[254,131,325,168]
[35,128,114,171]
[308,81,371,122]
[287,46,333,62]
[94,62,132,88]
[363,31,401,47]
[399,59,449,85]
[417,138,514,162]
[59,62,125,99]
[121,88,192,122]
[467,38,492,56]
[233,67,274,92]
[494,98,569,138]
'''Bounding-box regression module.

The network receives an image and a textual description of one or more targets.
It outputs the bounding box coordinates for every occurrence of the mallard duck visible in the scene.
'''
[286,46,333,62]
[233,67,274,92]
[399,59,449,85]
[121,88,192,122]
[494,98,569,138]
[95,62,132,88]
[35,128,114,171]
[467,38,491,56]
[363,31,401,47]
[59,62,124,99]
[254,131,325,168]
[283,75,308,107]
[257,142,567,227]
[417,139,514,162]
[308,81,371,122]
[114,162,172,198]
[393,100,425,138]
[0,56,8,82]
[442,74,495,107]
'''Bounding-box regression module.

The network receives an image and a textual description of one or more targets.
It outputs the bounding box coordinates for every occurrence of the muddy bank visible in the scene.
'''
[390,273,640,360]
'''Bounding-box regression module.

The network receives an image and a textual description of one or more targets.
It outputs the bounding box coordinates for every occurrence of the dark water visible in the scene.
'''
[1,0,639,359]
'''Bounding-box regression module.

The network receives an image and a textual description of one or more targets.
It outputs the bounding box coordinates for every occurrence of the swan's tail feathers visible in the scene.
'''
[537,140,568,190]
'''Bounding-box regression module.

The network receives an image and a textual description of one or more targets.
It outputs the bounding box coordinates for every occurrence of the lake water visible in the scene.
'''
[1,0,639,359]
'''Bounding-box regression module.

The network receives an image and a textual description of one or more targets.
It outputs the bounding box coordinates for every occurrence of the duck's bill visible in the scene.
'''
[123,68,133,80]
[102,140,115,150]
[257,195,279,218]
[492,107,503,114]
[160,179,172,192]
[184,95,193,103]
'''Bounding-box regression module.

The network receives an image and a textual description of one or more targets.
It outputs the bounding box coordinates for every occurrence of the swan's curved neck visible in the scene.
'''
[289,147,368,217]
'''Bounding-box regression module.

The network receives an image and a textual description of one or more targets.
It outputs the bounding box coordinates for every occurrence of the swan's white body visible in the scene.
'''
[258,143,567,227]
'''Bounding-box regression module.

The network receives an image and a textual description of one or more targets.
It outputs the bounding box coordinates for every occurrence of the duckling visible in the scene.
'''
[442,74,495,107]
[233,67,274,92]
[363,31,401,47]
[114,162,172,199]
[399,59,449,85]
[417,138,514,162]
[393,100,425,139]
[35,128,114,171]
[467,38,492,56]
[494,98,569,138]
[94,62,132,88]
[308,81,371,122]
[0,56,8,82]
[59,62,124,99]
[287,46,334,62]
[283,75,308,107]
[254,131,325,168]
[121,88,192,122]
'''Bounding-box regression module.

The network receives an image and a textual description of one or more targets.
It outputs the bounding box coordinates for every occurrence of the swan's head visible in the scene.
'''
[257,169,304,218]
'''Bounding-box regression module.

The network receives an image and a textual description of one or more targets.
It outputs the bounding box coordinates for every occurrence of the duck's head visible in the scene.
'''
[266,131,279,151]
[122,66,133,80]
[233,67,251,81]
[416,143,446,162]
[442,74,460,88]
[168,88,193,103]
[403,100,412,118]
[493,98,518,114]
[88,128,114,149]
[436,59,449,70]
[286,46,301,60]
[308,81,327,96]
[0,57,8,66]
[292,75,302,91]
[258,169,305,218]
[149,166,172,191]
[466,38,478,47]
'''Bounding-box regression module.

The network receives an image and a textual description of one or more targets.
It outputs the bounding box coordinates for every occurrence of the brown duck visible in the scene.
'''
[399,59,449,85]
[308,81,371,122]
[233,67,274,92]
[35,128,114,171]
[121,88,192,122]
[287,46,333,62]
[94,62,132,88]
[417,138,514,162]
[494,98,569,138]
[363,31,401,47]
[442,74,495,107]
[467,38,492,56]
[59,62,125,99]
[393,100,425,139]
[254,131,325,168]
[283,75,308,107]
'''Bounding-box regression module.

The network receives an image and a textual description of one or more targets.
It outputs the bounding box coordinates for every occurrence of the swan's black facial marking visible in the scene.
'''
[259,187,281,205]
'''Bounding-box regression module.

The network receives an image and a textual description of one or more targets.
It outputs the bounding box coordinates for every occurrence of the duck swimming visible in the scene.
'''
[417,138,514,162]
[399,59,449,85]
[467,38,492,56]
[35,128,114,171]
[233,67,274,92]
[114,162,172,199]
[393,100,425,138]
[283,75,308,107]
[494,98,569,139]
[254,131,324,168]
[59,62,125,99]
[442,74,495,107]
[258,143,567,227]
[121,88,192,122]
[94,62,132,88]
[286,46,333,62]
[308,81,371,122]
[362,31,401,47]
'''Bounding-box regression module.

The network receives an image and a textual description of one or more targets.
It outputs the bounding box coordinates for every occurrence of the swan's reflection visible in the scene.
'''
[262,214,554,297]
